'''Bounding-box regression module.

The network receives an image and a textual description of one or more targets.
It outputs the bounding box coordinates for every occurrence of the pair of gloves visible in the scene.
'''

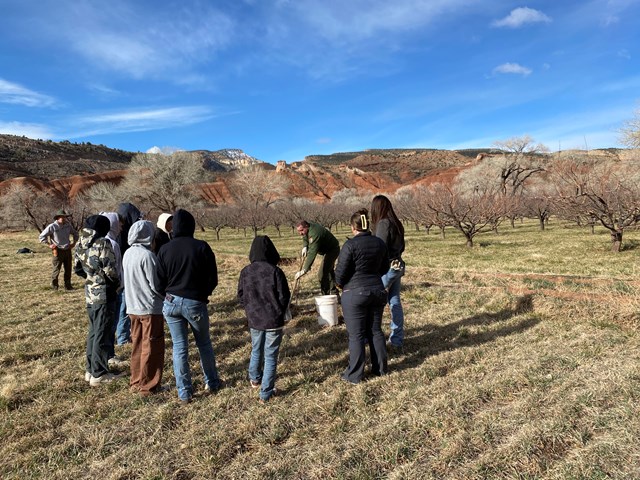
[295,246,308,280]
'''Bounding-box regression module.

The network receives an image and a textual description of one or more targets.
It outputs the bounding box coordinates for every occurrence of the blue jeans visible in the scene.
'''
[248,328,283,401]
[115,290,131,345]
[382,264,405,346]
[163,295,220,401]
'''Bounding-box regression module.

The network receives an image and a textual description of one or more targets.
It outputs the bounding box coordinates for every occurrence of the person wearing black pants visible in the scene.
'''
[335,209,390,384]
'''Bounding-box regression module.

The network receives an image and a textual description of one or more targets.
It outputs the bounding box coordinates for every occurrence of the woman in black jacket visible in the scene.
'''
[371,194,406,348]
[335,209,390,384]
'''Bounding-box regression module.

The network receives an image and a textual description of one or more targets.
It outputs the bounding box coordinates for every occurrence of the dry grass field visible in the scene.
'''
[1,220,640,479]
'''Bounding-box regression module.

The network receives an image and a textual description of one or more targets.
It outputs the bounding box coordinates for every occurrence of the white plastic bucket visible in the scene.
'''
[315,295,339,327]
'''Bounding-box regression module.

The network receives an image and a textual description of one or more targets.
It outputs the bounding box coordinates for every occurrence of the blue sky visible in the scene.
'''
[1,0,639,163]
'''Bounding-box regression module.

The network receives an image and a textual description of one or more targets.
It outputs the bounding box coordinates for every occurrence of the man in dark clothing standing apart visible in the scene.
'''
[157,209,221,403]
[39,209,78,290]
[295,220,340,295]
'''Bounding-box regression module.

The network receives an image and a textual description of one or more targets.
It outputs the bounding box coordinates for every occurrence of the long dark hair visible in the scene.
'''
[370,195,404,237]
[350,208,370,233]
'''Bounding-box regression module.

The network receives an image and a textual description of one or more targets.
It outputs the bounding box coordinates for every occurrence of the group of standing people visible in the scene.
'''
[38,194,405,401]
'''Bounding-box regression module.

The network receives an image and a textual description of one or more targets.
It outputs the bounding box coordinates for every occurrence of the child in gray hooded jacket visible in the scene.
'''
[122,220,165,396]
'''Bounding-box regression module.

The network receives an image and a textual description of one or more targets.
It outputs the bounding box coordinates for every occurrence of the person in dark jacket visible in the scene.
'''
[114,202,143,345]
[371,194,406,348]
[295,220,340,295]
[335,209,390,384]
[238,235,291,402]
[157,209,221,403]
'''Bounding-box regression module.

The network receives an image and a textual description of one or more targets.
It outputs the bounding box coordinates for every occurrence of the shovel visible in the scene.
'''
[285,253,305,321]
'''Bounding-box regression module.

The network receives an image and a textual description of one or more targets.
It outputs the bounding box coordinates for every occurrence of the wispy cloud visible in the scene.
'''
[74,106,216,136]
[492,63,532,76]
[0,121,56,139]
[0,78,57,107]
[617,49,631,59]
[491,7,552,28]
[278,0,476,42]
[39,1,235,81]
[259,0,483,80]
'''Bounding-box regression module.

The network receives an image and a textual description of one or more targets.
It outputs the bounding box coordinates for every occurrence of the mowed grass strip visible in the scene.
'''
[1,221,640,479]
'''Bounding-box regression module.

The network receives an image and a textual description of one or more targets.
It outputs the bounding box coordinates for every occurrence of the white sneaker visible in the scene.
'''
[84,371,91,382]
[89,373,122,387]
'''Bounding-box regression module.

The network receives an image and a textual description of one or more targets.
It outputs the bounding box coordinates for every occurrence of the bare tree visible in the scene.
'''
[522,178,554,231]
[116,151,209,214]
[229,165,291,236]
[1,184,55,231]
[620,108,640,147]
[424,182,506,247]
[550,152,640,251]
[459,135,549,197]
[200,205,239,240]
[392,185,424,231]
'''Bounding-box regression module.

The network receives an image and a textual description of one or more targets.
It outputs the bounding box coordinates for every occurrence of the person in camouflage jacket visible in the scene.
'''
[74,214,121,386]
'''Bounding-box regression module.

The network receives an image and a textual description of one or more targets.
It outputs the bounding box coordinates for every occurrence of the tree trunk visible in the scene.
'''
[538,216,545,231]
[510,217,515,228]
[440,226,446,239]
[611,230,623,252]
[466,238,473,247]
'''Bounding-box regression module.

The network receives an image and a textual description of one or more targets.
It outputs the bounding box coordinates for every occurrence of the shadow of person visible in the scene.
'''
[389,294,539,374]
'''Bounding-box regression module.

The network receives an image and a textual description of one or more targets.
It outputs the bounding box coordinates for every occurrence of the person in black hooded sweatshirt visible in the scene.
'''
[238,235,290,402]
[157,209,221,403]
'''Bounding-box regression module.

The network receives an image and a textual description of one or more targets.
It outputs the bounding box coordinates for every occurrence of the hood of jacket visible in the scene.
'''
[172,209,195,238]
[117,202,141,228]
[78,214,110,248]
[249,235,280,266]
[128,220,155,248]
[100,211,121,241]
[157,213,173,235]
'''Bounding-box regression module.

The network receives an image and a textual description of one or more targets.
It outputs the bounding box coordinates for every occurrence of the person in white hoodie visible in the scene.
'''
[122,220,165,396]
[154,213,173,255]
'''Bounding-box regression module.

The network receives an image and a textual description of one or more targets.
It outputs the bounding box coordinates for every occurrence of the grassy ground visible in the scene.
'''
[1,220,640,479]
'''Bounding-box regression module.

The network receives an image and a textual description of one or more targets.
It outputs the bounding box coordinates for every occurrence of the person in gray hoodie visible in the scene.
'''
[122,220,165,396]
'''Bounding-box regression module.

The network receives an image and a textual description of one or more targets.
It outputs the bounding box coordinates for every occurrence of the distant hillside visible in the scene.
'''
[0,135,262,181]
[0,135,134,181]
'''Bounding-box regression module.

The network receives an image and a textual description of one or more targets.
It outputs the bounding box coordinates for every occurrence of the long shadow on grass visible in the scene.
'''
[390,294,540,374]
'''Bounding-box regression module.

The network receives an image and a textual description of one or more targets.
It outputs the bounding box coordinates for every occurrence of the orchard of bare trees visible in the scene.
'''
[2,119,640,253]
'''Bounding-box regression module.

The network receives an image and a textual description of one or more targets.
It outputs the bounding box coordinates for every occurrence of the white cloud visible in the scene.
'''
[0,121,56,139]
[76,106,215,135]
[491,7,552,28]
[0,79,57,107]
[492,63,532,76]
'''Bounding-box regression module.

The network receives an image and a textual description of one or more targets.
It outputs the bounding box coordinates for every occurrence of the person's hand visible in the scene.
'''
[301,246,308,258]
[49,244,56,249]
[294,270,307,280]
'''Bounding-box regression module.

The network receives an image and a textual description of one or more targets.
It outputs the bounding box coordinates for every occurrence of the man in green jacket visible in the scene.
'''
[295,220,340,295]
